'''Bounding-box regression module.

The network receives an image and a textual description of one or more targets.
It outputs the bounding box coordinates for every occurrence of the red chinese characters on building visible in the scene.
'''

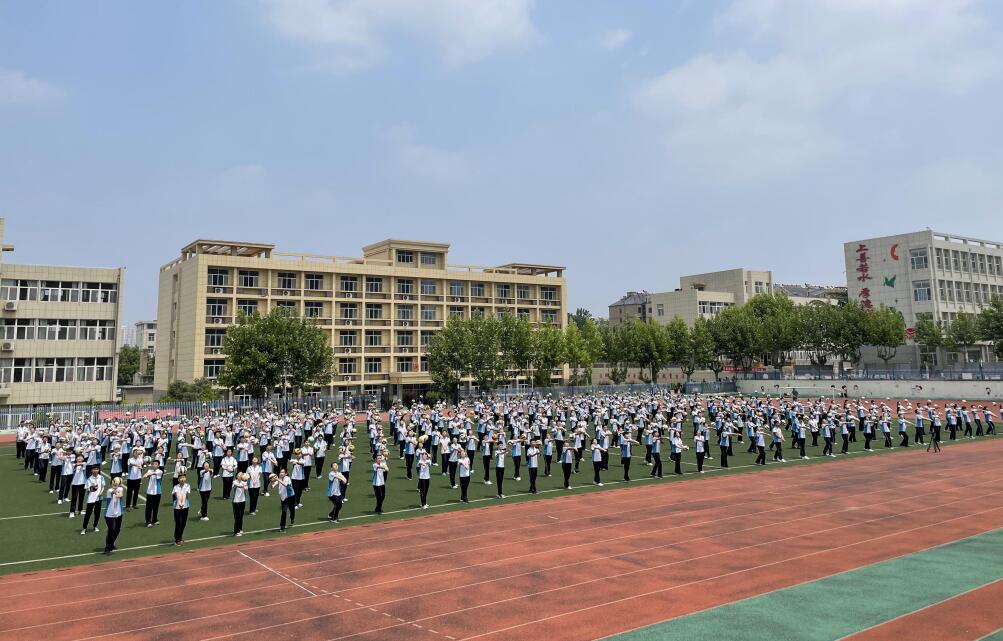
[855,244,873,309]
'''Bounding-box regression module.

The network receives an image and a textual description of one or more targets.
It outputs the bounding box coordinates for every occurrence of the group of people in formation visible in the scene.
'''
[12,391,998,554]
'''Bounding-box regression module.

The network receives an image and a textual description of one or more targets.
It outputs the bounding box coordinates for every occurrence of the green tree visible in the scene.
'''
[466,315,509,392]
[499,314,533,384]
[427,318,473,401]
[160,378,220,402]
[219,307,334,398]
[702,315,728,380]
[799,301,839,372]
[947,313,982,363]
[687,317,716,381]
[563,322,587,386]
[833,301,870,373]
[599,322,631,384]
[867,306,906,365]
[979,296,1003,359]
[711,306,759,377]
[746,293,801,368]
[663,317,692,380]
[580,317,604,385]
[568,308,593,332]
[532,323,566,387]
[117,345,141,386]
[631,320,672,385]
[913,315,944,366]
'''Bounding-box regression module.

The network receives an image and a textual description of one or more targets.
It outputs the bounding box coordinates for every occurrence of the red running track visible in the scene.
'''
[2,439,1003,641]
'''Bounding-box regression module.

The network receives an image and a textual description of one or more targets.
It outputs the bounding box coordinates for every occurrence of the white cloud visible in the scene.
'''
[634,0,1001,179]
[262,0,538,72]
[600,28,631,50]
[0,68,63,105]
[382,125,467,180]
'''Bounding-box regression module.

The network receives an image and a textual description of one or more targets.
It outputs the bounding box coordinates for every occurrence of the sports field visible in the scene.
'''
[2,403,1003,641]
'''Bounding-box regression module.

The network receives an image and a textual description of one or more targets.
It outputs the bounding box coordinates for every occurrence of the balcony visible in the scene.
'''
[206,285,233,295]
[205,316,232,326]
[335,290,361,299]
[420,319,444,328]
[334,317,361,327]
[394,319,417,328]
[272,288,301,297]
[335,345,362,355]
[471,296,490,304]
[235,286,267,296]
[365,345,390,354]
[365,290,390,300]
[447,295,467,303]
[394,292,417,301]
[307,317,333,326]
[420,294,443,302]
[495,298,514,305]
[303,289,333,298]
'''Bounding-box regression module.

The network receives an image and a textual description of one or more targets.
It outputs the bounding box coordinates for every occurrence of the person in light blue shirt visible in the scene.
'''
[371,455,389,515]
[143,461,163,527]
[172,474,191,545]
[326,463,347,522]
[417,451,432,509]
[103,478,125,555]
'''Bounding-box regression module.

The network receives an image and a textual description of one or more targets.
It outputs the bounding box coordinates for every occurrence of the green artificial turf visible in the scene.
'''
[608,527,1003,641]
[0,424,997,575]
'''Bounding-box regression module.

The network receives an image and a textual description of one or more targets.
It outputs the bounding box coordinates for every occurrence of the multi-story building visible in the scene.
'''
[135,320,157,355]
[844,230,1003,365]
[609,268,773,327]
[155,238,567,402]
[0,218,125,409]
[775,283,846,306]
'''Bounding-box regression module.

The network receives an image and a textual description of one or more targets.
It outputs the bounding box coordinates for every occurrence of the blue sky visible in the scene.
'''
[2,0,1002,326]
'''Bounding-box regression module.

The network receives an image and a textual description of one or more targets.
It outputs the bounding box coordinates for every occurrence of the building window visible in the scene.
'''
[397,305,414,320]
[754,281,766,294]
[397,331,414,347]
[340,275,358,292]
[339,303,357,319]
[541,311,558,324]
[935,248,944,271]
[397,279,414,295]
[237,300,258,316]
[275,301,297,313]
[397,251,414,265]
[366,277,383,293]
[76,357,113,382]
[420,252,437,266]
[963,281,973,303]
[420,356,429,372]
[470,283,485,298]
[305,273,323,290]
[420,330,434,347]
[657,304,665,316]
[339,358,357,374]
[517,308,530,321]
[541,286,557,301]
[366,303,383,320]
[365,357,382,373]
[339,330,357,346]
[277,272,297,289]
[951,250,961,271]
[449,306,465,319]
[421,305,436,321]
[978,254,988,274]
[497,284,511,299]
[954,281,963,303]
[471,307,486,319]
[238,270,259,288]
[205,328,226,348]
[305,301,323,318]
[517,285,530,300]
[961,252,970,273]
[698,301,730,316]
[420,280,437,296]
[365,330,382,346]
[207,299,227,317]
[78,320,115,341]
[449,281,465,297]
[939,280,951,302]
[996,257,1003,277]
[397,357,414,373]
[80,282,117,303]
[909,247,929,270]
[912,279,931,302]
[204,360,225,379]
[207,268,229,287]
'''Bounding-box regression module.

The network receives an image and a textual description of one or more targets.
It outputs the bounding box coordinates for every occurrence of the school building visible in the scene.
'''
[154,238,567,403]
[0,218,125,410]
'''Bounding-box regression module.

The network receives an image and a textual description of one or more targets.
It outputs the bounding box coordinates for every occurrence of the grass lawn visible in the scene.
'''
[0,422,995,574]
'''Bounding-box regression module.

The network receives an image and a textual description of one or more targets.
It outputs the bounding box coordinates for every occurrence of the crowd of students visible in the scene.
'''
[12,392,999,554]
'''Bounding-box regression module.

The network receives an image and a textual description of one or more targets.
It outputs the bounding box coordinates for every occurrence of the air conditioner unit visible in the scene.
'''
[401,321,410,327]
[213,317,224,324]
[345,292,354,298]
[1,341,14,351]
[3,301,16,311]
[209,348,222,355]
[346,319,354,325]
[343,375,352,381]
[282,290,291,296]
[213,287,224,294]
[452,297,462,302]
[402,295,410,300]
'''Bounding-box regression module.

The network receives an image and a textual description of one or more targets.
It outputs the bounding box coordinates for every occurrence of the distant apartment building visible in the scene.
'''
[775,283,846,306]
[0,218,124,409]
[155,238,567,402]
[845,230,1003,365]
[608,268,773,327]
[135,320,156,354]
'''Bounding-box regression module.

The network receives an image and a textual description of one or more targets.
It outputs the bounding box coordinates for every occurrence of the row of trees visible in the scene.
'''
[914,296,1003,364]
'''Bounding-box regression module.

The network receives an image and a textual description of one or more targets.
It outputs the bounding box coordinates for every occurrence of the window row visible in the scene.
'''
[1,319,116,341]
[337,356,429,374]
[0,280,118,303]
[933,247,1003,277]
[936,280,1003,305]
[0,357,113,383]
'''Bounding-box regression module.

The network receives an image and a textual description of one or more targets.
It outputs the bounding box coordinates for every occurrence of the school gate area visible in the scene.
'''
[2,437,1003,641]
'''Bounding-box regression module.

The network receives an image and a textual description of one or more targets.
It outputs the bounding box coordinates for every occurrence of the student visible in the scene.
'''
[560,444,575,489]
[143,460,164,527]
[481,434,493,485]
[543,435,555,477]
[526,440,540,494]
[81,467,105,535]
[510,436,524,482]
[458,452,472,503]
[247,457,263,515]
[197,462,213,521]
[371,454,389,515]
[754,427,767,466]
[718,425,731,469]
[67,455,87,517]
[840,418,850,454]
[172,472,191,545]
[822,419,835,457]
[985,406,997,435]
[126,449,144,509]
[590,438,607,486]
[771,423,785,462]
[289,449,306,508]
[619,431,638,481]
[494,442,508,499]
[417,451,432,509]
[898,416,911,447]
[103,477,125,555]
[447,438,461,489]
[231,472,248,536]
[650,432,664,478]
[693,431,706,473]
[271,468,297,530]
[338,445,354,501]
[928,414,942,453]
[220,449,238,499]
[881,417,893,449]
[58,449,74,505]
[327,462,347,522]
[670,431,688,475]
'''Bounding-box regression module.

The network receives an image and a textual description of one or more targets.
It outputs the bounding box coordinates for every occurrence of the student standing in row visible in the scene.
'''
[458,453,472,503]
[272,469,297,530]
[590,438,607,486]
[417,451,432,509]
[561,445,575,489]
[172,473,191,545]
[231,472,248,536]
[103,477,125,554]
[327,462,347,522]
[143,461,163,527]
[526,440,540,494]
[81,467,104,535]
[620,431,638,481]
[372,454,389,514]
[198,462,213,521]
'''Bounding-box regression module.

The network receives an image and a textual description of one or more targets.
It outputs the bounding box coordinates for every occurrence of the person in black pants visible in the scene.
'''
[719,429,731,469]
[103,478,125,554]
[371,455,389,515]
[560,446,575,489]
[650,435,664,478]
[458,455,472,502]
[754,428,767,465]
[494,443,507,498]
[172,474,191,545]
[620,433,638,481]
[526,441,540,494]
[231,473,248,536]
[694,433,706,473]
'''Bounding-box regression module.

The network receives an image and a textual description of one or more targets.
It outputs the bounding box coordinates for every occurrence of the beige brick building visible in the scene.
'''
[155,238,567,402]
[0,218,124,408]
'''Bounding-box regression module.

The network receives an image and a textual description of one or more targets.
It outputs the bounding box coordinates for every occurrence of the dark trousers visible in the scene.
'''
[103,515,122,552]
[482,456,491,482]
[696,451,705,472]
[900,432,909,447]
[460,475,470,502]
[448,461,458,486]
[755,446,766,465]
[232,501,245,534]
[593,460,602,484]
[719,445,729,468]
[292,479,304,505]
[199,490,211,518]
[884,433,892,448]
[544,454,552,476]
[841,435,849,453]
[174,507,189,542]
[773,443,783,461]
[15,441,25,459]
[495,467,505,496]
[70,484,85,513]
[144,494,161,524]
[249,487,260,513]
[562,462,573,488]
[328,494,343,520]
[864,433,873,449]
[373,486,386,514]
[37,461,48,483]
[405,454,415,479]
[83,500,102,529]
[418,478,430,505]
[222,476,233,499]
[280,496,297,528]
[126,478,141,508]
[672,452,682,475]
[49,465,62,491]
[528,467,538,493]
[622,457,631,481]
[651,453,662,478]
[823,437,833,455]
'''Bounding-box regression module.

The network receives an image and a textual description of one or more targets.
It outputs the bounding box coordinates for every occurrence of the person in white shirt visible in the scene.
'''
[68,455,87,517]
[81,467,105,534]
[526,440,540,494]
[172,474,192,545]
[197,462,213,521]
[231,472,248,536]
[247,458,263,515]
[103,477,125,554]
[270,469,296,532]
[126,449,144,509]
[143,461,164,527]
[417,451,432,509]
[457,453,472,503]
[372,454,389,514]
[219,450,237,499]
[326,463,347,522]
